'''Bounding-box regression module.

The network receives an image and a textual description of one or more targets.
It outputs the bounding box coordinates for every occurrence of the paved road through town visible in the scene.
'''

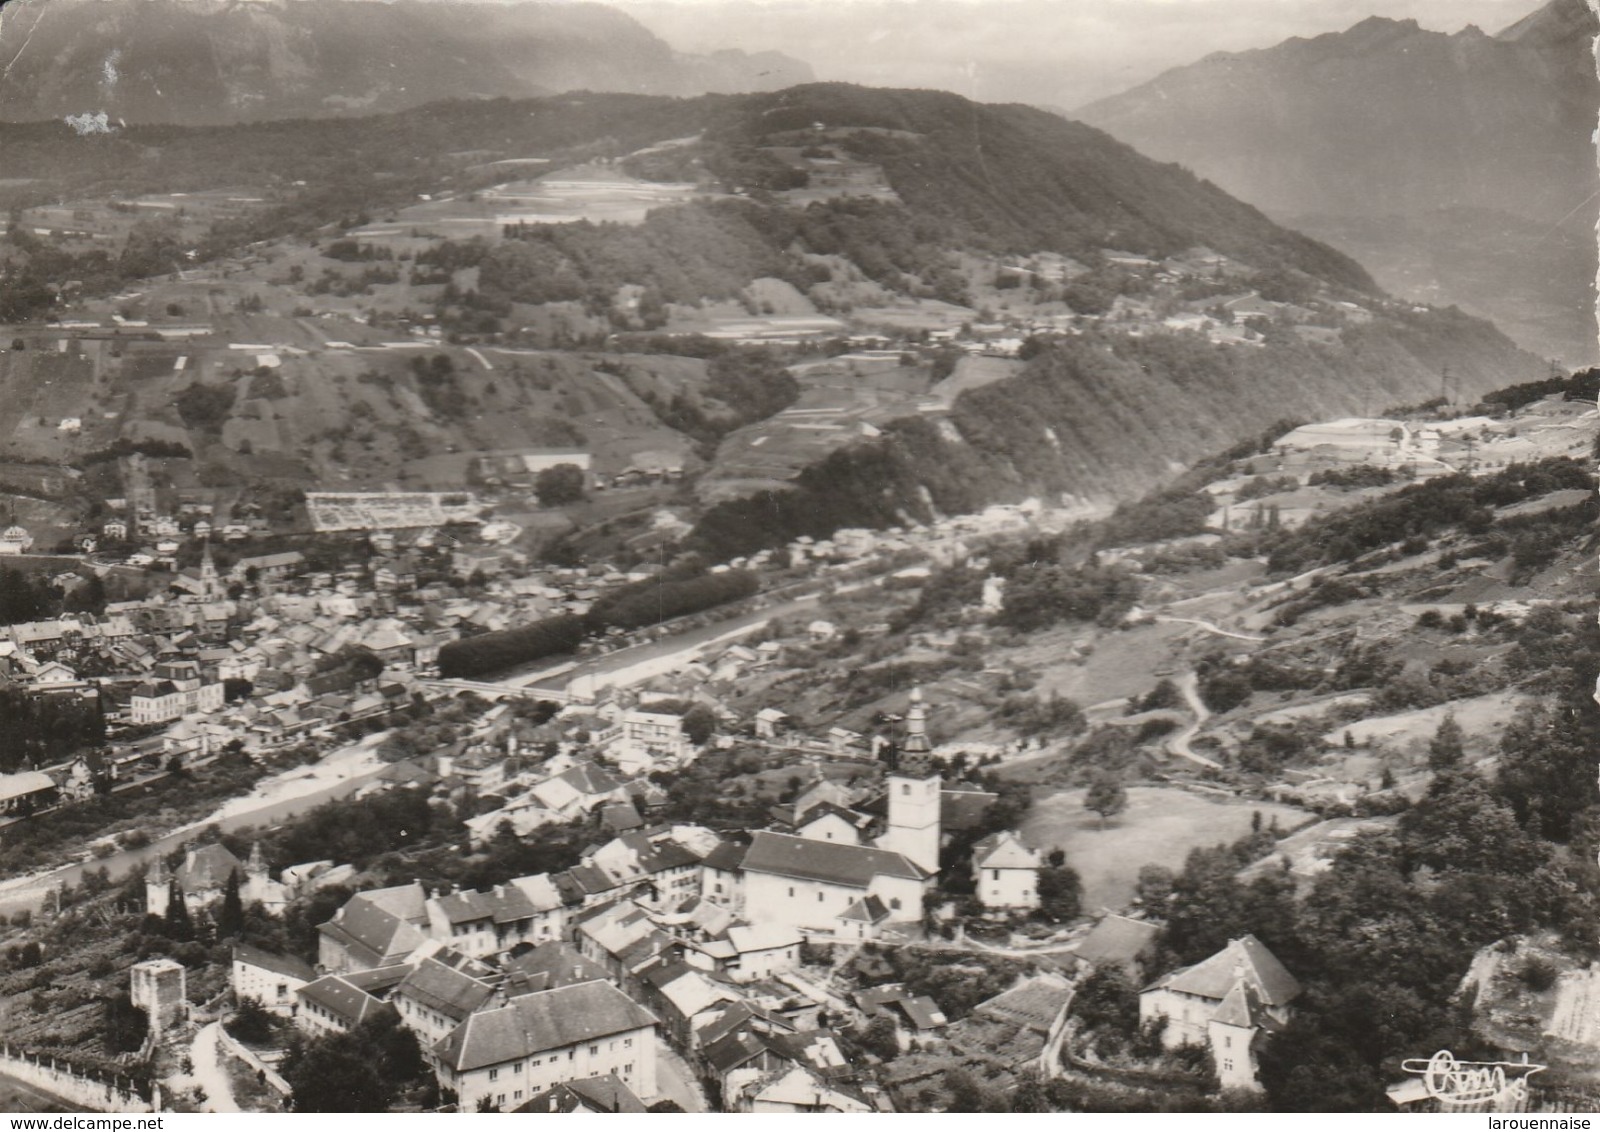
[0,737,390,917]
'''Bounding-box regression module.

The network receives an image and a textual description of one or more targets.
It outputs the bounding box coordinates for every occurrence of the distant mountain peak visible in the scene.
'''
[1496,0,1598,45]
[0,0,815,125]
[1346,14,1422,34]
[1073,0,1598,364]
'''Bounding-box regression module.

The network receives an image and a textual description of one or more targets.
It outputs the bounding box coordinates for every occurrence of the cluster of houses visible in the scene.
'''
[107,658,1310,1108]
[195,693,1099,1111]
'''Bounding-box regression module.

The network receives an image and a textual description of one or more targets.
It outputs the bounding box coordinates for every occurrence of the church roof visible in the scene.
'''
[741,832,926,888]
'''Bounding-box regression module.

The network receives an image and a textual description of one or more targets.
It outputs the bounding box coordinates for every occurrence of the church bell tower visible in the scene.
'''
[878,687,942,874]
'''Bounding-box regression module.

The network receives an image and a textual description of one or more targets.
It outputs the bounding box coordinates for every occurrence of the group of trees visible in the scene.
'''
[408,354,468,421]
[533,463,586,507]
[1479,367,1599,413]
[1128,721,1600,1112]
[438,567,760,679]
[0,566,59,626]
[436,614,587,679]
[173,382,237,433]
[995,562,1141,633]
[1264,457,1593,574]
[282,1010,429,1112]
[587,567,758,632]
[637,348,802,446]
[0,685,105,774]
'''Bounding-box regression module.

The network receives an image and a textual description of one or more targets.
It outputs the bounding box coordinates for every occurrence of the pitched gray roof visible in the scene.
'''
[232,943,315,985]
[297,975,385,1028]
[317,898,427,969]
[515,1074,647,1114]
[1074,915,1160,968]
[433,981,657,1072]
[741,832,925,888]
[501,942,611,996]
[941,785,999,832]
[433,884,539,926]
[177,844,244,892]
[395,957,496,1021]
[1159,935,1301,1006]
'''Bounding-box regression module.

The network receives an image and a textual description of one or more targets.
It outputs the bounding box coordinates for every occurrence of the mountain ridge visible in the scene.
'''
[0,0,814,125]
[0,82,1548,563]
[1072,0,1598,365]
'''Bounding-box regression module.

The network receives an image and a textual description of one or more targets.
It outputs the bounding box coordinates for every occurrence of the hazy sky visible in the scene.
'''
[611,0,1546,108]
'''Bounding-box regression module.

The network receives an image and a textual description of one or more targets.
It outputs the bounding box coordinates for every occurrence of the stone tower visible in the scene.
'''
[197,537,221,603]
[877,688,942,874]
[130,958,187,1037]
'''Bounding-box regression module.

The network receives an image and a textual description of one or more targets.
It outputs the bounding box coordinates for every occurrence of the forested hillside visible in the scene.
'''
[687,315,1543,560]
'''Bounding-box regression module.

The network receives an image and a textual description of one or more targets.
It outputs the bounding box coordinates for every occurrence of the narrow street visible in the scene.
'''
[653,1037,708,1113]
[169,1022,242,1113]
[1037,990,1076,1080]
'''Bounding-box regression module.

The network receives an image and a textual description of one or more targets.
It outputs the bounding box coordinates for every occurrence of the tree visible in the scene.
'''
[680,703,717,746]
[1071,964,1139,1036]
[1084,772,1128,828]
[534,463,586,507]
[285,1032,391,1112]
[1495,703,1597,843]
[1134,864,1176,911]
[1427,713,1465,771]
[165,878,193,941]
[858,1013,900,1060]
[1198,667,1251,713]
[218,868,245,939]
[227,997,277,1046]
[1036,864,1083,920]
[103,993,148,1054]
[283,1008,421,1112]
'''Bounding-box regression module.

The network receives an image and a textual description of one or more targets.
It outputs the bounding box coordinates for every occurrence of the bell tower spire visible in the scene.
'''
[876,687,942,874]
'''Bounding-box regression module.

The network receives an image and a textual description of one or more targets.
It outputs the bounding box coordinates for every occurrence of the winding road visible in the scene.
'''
[1166,671,1222,770]
[1151,615,1265,643]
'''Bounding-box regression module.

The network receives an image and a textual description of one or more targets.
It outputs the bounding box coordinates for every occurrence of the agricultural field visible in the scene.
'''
[19,189,274,251]
[697,362,942,503]
[1315,688,1530,762]
[1020,785,1312,911]
[352,164,725,242]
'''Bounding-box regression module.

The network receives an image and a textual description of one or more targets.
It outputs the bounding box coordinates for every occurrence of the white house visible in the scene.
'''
[128,658,224,725]
[599,710,691,766]
[424,878,564,960]
[295,973,389,1038]
[1139,934,1302,1091]
[0,526,32,555]
[715,924,804,984]
[971,830,1041,910]
[231,943,316,1015]
[431,980,659,1112]
[392,953,498,1053]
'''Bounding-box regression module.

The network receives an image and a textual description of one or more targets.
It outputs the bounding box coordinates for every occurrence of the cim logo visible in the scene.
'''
[1401,1051,1546,1108]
